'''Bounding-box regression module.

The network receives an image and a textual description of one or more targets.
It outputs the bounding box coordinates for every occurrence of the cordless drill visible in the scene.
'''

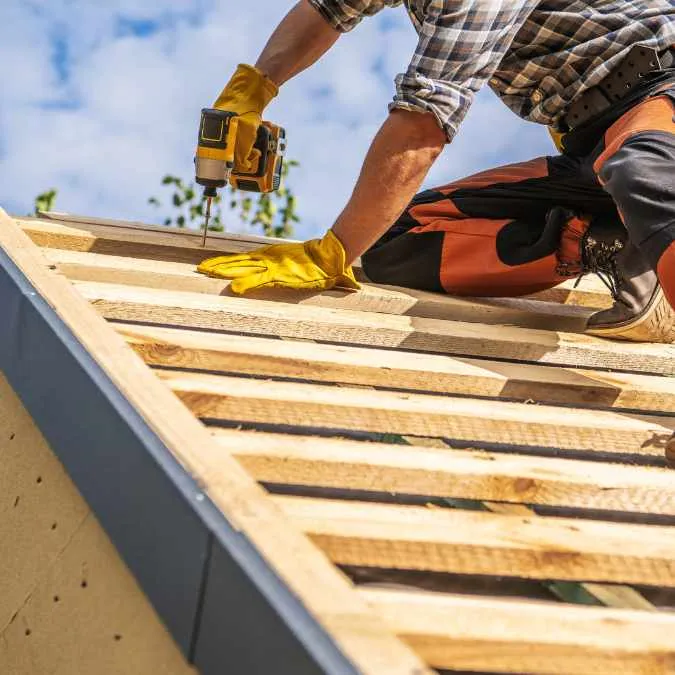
[195,108,286,245]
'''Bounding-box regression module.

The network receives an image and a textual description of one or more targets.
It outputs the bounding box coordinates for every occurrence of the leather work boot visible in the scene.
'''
[583,223,675,343]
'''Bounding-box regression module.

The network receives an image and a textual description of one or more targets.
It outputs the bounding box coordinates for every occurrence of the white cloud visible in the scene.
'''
[0,0,553,238]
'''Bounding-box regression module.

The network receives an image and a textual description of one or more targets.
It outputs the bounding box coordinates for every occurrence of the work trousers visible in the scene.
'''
[362,78,675,309]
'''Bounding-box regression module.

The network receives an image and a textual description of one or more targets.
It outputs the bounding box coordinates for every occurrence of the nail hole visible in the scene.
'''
[51,523,57,531]
[53,595,60,603]
[81,580,88,588]
[13,496,19,508]
[25,629,31,637]
[114,634,122,642]
[36,477,42,484]
[9,433,15,440]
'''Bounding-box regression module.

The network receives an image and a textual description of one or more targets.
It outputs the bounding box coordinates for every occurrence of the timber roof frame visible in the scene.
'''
[0,209,418,675]
[3,207,675,674]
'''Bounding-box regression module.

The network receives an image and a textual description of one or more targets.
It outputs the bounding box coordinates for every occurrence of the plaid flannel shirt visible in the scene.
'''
[308,0,675,141]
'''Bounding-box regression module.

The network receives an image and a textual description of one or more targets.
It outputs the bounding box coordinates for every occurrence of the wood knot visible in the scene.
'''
[513,477,536,494]
[666,434,675,469]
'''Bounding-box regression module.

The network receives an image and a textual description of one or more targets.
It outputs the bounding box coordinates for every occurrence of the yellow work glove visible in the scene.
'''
[197,230,361,295]
[214,64,278,173]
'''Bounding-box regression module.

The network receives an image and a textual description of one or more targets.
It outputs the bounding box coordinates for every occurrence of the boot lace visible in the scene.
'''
[577,234,627,304]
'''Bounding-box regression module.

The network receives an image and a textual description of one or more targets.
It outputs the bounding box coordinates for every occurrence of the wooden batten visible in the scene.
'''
[278,496,675,586]
[77,279,675,374]
[44,246,595,332]
[0,210,431,675]
[25,214,613,308]
[118,322,675,412]
[362,589,675,674]
[211,428,675,515]
[159,369,673,458]
[6,209,675,675]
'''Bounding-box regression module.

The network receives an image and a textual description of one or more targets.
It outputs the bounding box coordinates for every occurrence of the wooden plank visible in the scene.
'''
[390,438,655,611]
[45,247,594,332]
[530,276,612,309]
[582,584,656,611]
[30,213,613,309]
[361,589,675,674]
[157,369,673,458]
[117,323,675,412]
[276,495,675,586]
[76,280,675,375]
[37,211,281,248]
[0,209,431,674]
[391,438,656,610]
[483,502,655,611]
[211,428,675,515]
[16,218,262,266]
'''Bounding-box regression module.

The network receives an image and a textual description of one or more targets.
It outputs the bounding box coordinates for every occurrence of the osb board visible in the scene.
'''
[0,372,195,675]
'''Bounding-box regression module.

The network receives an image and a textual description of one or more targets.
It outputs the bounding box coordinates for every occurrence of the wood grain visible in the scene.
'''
[277,495,675,586]
[362,589,675,674]
[210,428,675,515]
[0,209,431,674]
[45,247,595,332]
[25,213,616,310]
[157,369,673,458]
[76,281,675,375]
[117,322,675,412]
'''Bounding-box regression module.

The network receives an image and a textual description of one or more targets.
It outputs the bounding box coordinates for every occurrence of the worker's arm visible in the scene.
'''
[332,109,445,264]
[198,107,445,293]
[255,1,342,85]
[203,0,541,294]
[212,1,343,171]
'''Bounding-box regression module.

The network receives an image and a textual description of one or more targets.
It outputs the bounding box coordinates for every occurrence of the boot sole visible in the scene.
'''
[585,286,675,343]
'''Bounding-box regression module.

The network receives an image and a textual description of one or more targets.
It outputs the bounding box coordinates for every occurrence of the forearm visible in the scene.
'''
[255,1,340,85]
[332,109,446,264]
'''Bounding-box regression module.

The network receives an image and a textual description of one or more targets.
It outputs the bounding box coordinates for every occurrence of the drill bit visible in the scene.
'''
[201,196,212,247]
[201,187,216,247]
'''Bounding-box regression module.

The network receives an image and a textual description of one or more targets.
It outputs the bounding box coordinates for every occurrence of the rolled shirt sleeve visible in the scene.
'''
[308,0,402,33]
[391,0,535,142]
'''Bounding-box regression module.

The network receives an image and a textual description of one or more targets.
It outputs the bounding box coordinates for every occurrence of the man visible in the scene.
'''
[198,0,675,342]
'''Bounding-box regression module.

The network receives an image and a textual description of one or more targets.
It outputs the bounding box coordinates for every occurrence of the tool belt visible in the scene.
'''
[562,45,675,130]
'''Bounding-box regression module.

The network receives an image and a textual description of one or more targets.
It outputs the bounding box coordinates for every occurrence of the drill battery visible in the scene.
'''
[230,121,286,193]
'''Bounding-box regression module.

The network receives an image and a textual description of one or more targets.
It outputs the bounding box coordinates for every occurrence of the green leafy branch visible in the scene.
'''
[148,160,300,238]
[33,189,58,215]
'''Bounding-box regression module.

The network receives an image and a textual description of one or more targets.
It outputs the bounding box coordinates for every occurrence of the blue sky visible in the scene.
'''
[0,0,553,239]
